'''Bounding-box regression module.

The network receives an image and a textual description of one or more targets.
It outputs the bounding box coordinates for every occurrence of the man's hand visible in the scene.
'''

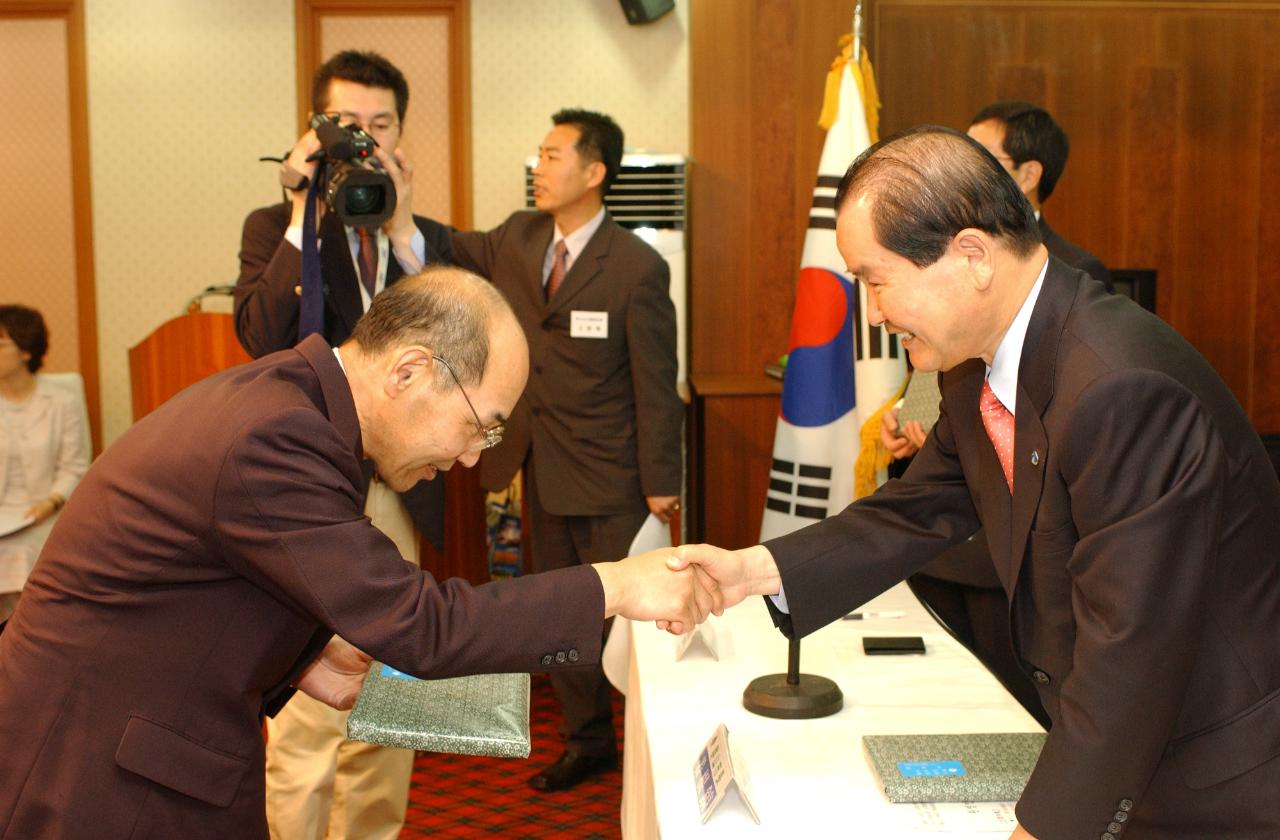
[293,636,373,711]
[593,548,719,635]
[646,495,680,525]
[374,145,421,272]
[880,406,926,460]
[666,543,781,615]
[286,128,325,228]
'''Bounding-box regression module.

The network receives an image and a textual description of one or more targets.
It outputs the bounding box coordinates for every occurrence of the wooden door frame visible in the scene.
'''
[0,0,101,453]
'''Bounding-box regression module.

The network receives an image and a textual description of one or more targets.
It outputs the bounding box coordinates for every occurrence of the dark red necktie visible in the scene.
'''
[356,227,378,299]
[546,240,568,300]
[980,379,1015,492]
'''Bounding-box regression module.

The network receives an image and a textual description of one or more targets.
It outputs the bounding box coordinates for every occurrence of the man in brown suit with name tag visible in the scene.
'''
[677,127,1280,840]
[451,109,683,792]
[0,268,707,839]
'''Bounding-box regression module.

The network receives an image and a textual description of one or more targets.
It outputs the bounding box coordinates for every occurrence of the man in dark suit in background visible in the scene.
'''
[0,268,708,839]
[967,100,1112,292]
[678,126,1280,840]
[232,50,451,839]
[451,109,684,792]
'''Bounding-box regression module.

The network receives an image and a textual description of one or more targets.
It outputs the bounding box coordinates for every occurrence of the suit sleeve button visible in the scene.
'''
[541,654,553,666]
[1032,670,1051,685]
[555,651,567,664]
[1113,812,1128,823]
[568,648,580,662]
[1101,834,1116,840]
[1118,799,1133,811]
[1108,822,1123,833]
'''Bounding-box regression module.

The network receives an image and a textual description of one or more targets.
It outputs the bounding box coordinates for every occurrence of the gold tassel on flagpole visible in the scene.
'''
[853,377,908,499]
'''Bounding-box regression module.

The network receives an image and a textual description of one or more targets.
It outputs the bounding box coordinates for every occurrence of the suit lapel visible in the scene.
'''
[1004,258,1076,590]
[517,214,556,312]
[544,219,611,318]
[321,214,362,339]
[951,361,1017,596]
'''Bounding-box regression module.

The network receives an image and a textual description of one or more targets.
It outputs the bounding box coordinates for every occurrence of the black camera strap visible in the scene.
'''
[299,158,328,340]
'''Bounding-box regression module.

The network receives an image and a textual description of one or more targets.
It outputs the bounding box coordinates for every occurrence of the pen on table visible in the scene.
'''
[842,610,906,621]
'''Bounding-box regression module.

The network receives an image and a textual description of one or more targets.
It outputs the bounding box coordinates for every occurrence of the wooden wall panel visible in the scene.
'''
[871,0,1280,431]
[1255,66,1280,426]
[690,0,855,380]
[688,376,783,549]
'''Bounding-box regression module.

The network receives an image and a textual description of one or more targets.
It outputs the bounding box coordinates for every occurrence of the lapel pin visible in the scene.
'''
[1030,451,1040,466]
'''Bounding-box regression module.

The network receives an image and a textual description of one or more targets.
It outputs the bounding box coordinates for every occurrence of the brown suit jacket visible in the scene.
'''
[451,211,683,515]
[765,258,1280,839]
[0,335,605,839]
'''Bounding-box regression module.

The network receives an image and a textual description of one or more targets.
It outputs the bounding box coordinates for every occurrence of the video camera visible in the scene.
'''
[310,114,397,228]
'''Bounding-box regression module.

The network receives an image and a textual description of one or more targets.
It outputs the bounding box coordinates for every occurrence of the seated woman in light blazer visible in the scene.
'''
[0,305,90,622]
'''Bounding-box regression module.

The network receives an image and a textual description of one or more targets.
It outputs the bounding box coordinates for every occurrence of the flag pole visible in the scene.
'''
[851,0,864,61]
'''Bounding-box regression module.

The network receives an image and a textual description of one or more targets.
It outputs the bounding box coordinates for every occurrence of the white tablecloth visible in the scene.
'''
[620,582,1043,838]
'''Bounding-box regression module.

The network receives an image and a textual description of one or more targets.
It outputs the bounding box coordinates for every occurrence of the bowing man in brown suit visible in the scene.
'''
[0,268,711,840]
[451,109,684,792]
[676,127,1280,840]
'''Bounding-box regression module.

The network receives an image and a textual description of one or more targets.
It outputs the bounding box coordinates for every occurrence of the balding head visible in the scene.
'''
[344,266,529,491]
[834,126,1041,268]
[351,265,519,387]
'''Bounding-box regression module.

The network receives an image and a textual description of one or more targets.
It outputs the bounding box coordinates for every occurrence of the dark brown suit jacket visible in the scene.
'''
[765,259,1280,839]
[451,211,682,515]
[233,202,452,549]
[0,335,605,839]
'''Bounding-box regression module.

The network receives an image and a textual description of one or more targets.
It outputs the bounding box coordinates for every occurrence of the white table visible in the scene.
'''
[619,582,1043,838]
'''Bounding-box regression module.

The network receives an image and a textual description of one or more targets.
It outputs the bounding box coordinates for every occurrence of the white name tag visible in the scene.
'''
[570,310,608,339]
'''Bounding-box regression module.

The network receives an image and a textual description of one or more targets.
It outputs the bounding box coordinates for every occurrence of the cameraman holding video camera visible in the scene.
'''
[233,50,449,840]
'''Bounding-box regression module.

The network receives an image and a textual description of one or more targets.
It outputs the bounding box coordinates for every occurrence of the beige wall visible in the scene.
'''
[86,0,296,444]
[79,0,688,446]
[469,0,690,229]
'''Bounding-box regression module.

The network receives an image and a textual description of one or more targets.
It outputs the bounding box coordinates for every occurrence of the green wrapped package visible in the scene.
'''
[862,732,1046,803]
[346,663,531,758]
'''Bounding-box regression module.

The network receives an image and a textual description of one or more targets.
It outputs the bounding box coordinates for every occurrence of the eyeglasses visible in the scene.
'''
[324,112,400,136]
[434,355,504,450]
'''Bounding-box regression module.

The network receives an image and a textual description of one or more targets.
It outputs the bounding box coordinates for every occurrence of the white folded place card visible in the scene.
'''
[675,621,720,661]
[694,723,760,824]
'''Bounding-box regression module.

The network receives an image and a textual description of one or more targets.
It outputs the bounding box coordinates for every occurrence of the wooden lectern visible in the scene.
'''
[127,312,251,421]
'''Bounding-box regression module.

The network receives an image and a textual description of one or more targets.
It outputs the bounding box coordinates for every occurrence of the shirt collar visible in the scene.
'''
[986,256,1049,414]
[553,206,606,265]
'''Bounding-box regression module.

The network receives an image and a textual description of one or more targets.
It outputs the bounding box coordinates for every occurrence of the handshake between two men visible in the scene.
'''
[296,542,767,712]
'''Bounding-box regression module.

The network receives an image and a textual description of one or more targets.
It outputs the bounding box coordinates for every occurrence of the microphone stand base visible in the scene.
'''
[742,673,843,719]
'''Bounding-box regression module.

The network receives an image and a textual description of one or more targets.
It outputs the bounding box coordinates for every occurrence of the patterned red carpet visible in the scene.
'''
[399,673,625,838]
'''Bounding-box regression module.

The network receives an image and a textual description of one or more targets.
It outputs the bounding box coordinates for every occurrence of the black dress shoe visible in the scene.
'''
[528,749,619,792]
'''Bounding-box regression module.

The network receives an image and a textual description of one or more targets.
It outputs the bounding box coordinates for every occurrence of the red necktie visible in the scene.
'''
[356,227,378,299]
[546,239,568,300]
[980,379,1015,492]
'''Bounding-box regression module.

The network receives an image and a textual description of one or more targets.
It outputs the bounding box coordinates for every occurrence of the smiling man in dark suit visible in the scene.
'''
[676,126,1280,840]
[451,109,683,792]
[0,267,709,839]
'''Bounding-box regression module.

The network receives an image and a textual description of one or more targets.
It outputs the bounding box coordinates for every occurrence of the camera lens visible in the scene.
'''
[325,161,396,227]
[345,185,384,216]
